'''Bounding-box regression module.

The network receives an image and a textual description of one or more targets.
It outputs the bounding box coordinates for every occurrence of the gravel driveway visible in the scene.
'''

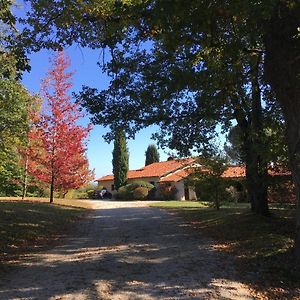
[0,200,254,300]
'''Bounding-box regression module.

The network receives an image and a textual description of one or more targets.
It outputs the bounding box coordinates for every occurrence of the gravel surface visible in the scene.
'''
[0,200,254,300]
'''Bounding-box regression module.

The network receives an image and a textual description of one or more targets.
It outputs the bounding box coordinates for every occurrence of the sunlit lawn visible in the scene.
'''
[150,201,299,299]
[0,197,94,209]
[0,200,87,262]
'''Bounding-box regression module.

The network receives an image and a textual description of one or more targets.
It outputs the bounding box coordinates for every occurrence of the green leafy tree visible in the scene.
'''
[0,2,32,195]
[112,128,129,190]
[145,144,160,166]
[193,156,228,210]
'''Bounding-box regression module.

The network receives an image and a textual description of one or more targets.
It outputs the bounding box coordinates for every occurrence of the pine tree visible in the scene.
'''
[27,51,93,203]
[112,128,129,190]
[145,144,160,166]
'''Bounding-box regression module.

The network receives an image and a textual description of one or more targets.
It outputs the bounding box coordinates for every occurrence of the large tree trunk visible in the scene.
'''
[21,153,29,200]
[250,54,269,216]
[264,1,300,261]
[242,124,268,216]
[50,171,54,204]
[233,53,269,216]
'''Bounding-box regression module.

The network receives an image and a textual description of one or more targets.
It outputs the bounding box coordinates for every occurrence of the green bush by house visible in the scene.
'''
[115,181,155,200]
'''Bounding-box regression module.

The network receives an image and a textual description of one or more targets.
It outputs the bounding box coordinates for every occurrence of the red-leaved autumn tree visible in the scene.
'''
[27,51,93,203]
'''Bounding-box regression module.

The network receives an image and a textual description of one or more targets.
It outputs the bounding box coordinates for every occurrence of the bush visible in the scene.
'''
[132,186,149,200]
[87,189,97,199]
[72,184,98,199]
[115,181,155,200]
[115,185,132,200]
[127,181,154,190]
[195,177,230,209]
[268,178,296,204]
[156,183,177,200]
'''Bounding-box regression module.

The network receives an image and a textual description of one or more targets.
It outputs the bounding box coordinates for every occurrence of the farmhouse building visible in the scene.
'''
[96,158,293,201]
[96,158,198,200]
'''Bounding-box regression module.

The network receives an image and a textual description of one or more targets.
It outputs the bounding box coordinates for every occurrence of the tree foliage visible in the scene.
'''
[112,128,129,190]
[0,2,33,195]
[145,144,160,166]
[193,156,229,210]
[26,51,93,202]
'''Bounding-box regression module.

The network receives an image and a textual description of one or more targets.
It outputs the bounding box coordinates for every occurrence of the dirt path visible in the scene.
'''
[0,201,254,300]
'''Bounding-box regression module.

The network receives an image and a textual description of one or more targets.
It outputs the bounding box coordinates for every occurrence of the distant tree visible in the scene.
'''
[112,128,129,190]
[26,51,93,203]
[225,122,288,166]
[145,144,160,166]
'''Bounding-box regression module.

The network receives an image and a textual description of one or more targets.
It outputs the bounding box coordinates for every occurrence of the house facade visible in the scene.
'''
[96,158,197,200]
[97,161,293,201]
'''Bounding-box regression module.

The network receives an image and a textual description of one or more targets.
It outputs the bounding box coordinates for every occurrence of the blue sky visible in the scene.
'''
[21,47,170,179]
[14,1,225,180]
[13,1,171,179]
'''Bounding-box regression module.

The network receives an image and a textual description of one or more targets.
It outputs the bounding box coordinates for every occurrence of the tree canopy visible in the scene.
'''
[0,1,33,195]
[26,51,93,202]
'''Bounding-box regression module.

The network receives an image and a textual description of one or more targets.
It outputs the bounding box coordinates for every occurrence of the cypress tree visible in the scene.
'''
[145,144,160,166]
[112,128,129,190]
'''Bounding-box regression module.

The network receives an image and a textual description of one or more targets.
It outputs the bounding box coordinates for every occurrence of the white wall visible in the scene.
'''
[174,181,197,201]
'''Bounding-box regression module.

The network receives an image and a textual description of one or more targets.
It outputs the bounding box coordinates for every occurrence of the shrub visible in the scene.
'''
[115,181,155,200]
[268,178,296,204]
[195,177,230,209]
[115,185,132,200]
[132,187,149,200]
[156,183,177,200]
[127,181,154,190]
[72,184,98,199]
[87,189,97,199]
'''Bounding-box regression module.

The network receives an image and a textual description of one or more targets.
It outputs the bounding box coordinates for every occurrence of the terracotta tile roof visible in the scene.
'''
[221,166,246,178]
[160,168,193,182]
[97,162,291,183]
[96,158,195,182]
[221,165,291,178]
[268,166,291,177]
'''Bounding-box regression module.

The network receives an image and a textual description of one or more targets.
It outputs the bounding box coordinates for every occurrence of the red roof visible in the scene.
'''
[97,162,290,183]
[160,168,193,182]
[221,165,291,178]
[221,166,246,178]
[96,158,195,182]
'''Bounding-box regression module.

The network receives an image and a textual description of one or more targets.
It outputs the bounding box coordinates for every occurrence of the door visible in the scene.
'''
[184,185,190,200]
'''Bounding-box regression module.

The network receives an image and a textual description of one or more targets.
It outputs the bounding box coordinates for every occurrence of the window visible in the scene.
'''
[111,184,115,191]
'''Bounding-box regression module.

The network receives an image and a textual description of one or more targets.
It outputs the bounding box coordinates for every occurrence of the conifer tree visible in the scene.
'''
[112,128,129,190]
[145,144,160,166]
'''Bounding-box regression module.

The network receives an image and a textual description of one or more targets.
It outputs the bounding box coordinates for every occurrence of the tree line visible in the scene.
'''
[0,5,93,200]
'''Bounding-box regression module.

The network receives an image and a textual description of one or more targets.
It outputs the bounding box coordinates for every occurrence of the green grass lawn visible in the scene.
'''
[150,201,299,299]
[0,197,94,209]
[150,200,210,208]
[0,201,86,262]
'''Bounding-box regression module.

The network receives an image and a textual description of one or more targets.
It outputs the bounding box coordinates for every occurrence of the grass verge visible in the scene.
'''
[0,201,86,263]
[150,201,299,299]
[0,197,94,209]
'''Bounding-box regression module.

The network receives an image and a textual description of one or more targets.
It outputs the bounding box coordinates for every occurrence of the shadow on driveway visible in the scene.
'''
[0,205,253,299]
